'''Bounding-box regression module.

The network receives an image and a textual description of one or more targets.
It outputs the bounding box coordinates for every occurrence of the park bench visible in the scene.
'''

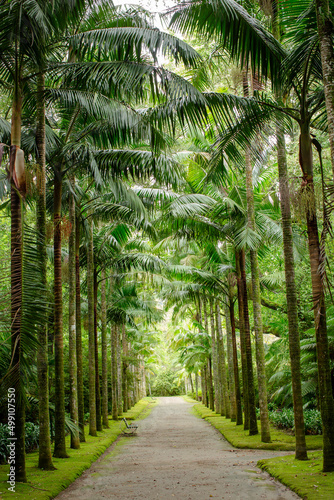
[121,417,138,436]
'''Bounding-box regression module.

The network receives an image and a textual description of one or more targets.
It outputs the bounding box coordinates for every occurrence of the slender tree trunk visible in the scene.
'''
[117,326,123,416]
[215,304,224,415]
[122,324,128,413]
[68,177,79,449]
[197,298,207,406]
[269,0,307,458]
[94,272,102,432]
[111,325,118,420]
[300,123,334,471]
[229,295,243,425]
[189,374,194,393]
[225,300,237,422]
[276,117,307,460]
[239,249,258,435]
[101,269,109,428]
[53,170,68,458]
[10,78,26,478]
[245,151,271,443]
[203,297,214,410]
[216,302,231,418]
[210,298,220,412]
[36,72,54,469]
[315,0,334,183]
[235,250,249,429]
[207,357,215,411]
[195,373,199,400]
[87,219,97,436]
[75,214,85,442]
[202,364,208,406]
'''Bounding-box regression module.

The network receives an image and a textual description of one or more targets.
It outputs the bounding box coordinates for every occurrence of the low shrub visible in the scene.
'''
[256,408,322,435]
[25,422,40,451]
[0,422,39,464]
[186,390,202,401]
[303,409,322,435]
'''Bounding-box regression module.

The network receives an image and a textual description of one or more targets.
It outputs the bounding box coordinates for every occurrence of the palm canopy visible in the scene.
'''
[165,0,285,82]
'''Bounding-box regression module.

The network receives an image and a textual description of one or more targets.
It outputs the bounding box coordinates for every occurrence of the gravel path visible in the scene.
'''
[56,397,300,500]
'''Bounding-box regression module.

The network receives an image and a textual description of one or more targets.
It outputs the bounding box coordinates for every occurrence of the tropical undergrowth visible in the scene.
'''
[255,407,322,435]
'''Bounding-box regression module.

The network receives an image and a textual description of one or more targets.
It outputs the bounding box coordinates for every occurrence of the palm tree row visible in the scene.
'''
[0,0,334,486]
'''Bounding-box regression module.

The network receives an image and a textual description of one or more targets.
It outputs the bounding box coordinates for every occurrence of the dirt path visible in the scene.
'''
[56,397,300,500]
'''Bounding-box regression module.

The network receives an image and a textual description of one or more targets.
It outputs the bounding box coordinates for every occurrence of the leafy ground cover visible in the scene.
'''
[258,452,334,499]
[263,408,322,435]
[0,398,157,500]
[188,399,322,451]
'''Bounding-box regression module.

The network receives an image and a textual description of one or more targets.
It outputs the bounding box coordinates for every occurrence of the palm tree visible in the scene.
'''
[100,268,109,428]
[243,73,271,443]
[210,36,334,468]
[313,0,334,181]
[0,0,54,480]
[167,0,333,466]
[270,0,308,460]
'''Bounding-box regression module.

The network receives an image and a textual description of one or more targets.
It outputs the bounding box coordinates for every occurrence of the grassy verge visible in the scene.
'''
[258,452,334,499]
[185,398,322,451]
[0,397,158,500]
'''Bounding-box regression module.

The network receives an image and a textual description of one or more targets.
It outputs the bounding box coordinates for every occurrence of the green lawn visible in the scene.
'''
[0,398,157,500]
[188,399,322,451]
[258,452,334,499]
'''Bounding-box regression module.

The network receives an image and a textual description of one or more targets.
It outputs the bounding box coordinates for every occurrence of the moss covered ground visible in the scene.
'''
[188,399,322,451]
[186,398,333,499]
[258,452,334,499]
[0,397,157,500]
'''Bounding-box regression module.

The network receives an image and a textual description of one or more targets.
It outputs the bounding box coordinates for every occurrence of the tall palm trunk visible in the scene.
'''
[68,177,79,449]
[202,364,208,406]
[122,324,128,413]
[315,0,334,182]
[216,302,230,418]
[229,294,243,425]
[75,214,85,442]
[87,219,97,436]
[299,122,334,471]
[235,250,249,428]
[117,326,123,415]
[94,272,102,431]
[10,76,27,481]
[210,299,220,412]
[195,373,199,400]
[111,324,118,420]
[269,0,307,459]
[276,118,307,460]
[207,356,214,411]
[204,298,214,410]
[224,301,236,421]
[36,72,54,469]
[197,297,207,406]
[53,169,68,458]
[101,269,109,428]
[245,151,271,443]
[237,250,258,435]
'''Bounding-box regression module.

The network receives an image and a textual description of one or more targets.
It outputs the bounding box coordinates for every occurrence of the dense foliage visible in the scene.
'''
[1,0,334,486]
